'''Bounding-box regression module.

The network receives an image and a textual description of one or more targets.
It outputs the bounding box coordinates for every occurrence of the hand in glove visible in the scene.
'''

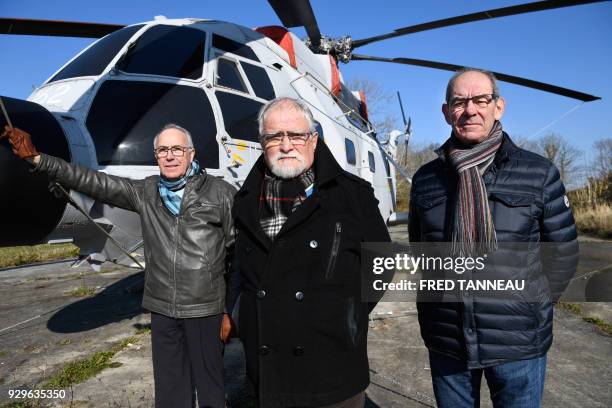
[1,125,40,161]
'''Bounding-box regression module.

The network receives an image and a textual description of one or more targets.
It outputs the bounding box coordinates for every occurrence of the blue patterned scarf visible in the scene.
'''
[158,160,201,216]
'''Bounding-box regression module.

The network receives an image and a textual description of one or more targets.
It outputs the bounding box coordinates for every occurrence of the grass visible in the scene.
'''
[66,286,96,297]
[556,302,612,335]
[0,243,78,269]
[42,336,138,389]
[573,204,612,239]
[1,402,35,408]
[134,324,151,335]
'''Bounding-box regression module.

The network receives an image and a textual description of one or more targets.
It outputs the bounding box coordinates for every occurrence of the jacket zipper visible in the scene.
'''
[172,216,179,317]
[171,179,193,317]
[325,222,342,279]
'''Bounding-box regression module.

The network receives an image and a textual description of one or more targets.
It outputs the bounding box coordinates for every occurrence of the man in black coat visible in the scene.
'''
[409,69,579,407]
[232,97,391,407]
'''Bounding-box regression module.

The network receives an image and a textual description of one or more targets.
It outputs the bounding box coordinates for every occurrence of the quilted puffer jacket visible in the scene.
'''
[409,133,578,368]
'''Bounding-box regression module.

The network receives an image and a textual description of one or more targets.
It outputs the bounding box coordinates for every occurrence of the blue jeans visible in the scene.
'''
[429,351,547,408]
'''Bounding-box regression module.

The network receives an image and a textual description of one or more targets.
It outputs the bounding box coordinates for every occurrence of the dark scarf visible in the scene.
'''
[158,160,201,216]
[259,168,315,239]
[445,121,504,256]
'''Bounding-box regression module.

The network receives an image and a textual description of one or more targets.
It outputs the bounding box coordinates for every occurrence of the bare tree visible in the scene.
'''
[593,137,612,177]
[397,142,440,175]
[346,77,400,138]
[533,133,582,186]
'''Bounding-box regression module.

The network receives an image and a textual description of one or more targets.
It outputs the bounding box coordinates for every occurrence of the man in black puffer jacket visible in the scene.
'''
[409,69,578,408]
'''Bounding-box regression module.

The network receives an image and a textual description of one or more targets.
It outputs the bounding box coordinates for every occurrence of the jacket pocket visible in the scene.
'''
[489,192,535,237]
[489,192,535,207]
[414,194,447,210]
[325,222,342,279]
[413,194,448,238]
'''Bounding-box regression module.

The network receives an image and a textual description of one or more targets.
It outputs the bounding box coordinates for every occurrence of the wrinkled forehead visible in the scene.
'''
[156,128,189,147]
[450,72,495,97]
[264,104,309,131]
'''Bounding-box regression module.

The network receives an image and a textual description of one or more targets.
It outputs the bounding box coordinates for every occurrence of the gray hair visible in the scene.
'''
[445,68,500,103]
[153,123,194,148]
[257,97,316,138]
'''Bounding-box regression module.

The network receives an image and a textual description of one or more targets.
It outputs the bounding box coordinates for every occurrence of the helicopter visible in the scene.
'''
[0,0,604,268]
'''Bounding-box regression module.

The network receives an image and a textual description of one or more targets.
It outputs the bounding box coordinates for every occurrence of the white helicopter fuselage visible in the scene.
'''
[21,18,398,262]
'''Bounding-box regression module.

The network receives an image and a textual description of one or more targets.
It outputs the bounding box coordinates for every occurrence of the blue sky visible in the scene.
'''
[1,0,611,170]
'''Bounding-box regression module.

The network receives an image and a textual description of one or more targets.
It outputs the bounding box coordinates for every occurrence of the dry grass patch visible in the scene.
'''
[0,243,78,269]
[573,204,612,239]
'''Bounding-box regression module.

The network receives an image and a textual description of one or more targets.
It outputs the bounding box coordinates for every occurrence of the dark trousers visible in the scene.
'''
[151,312,224,408]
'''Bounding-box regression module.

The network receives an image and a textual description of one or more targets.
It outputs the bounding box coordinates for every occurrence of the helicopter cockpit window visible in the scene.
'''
[345,139,356,165]
[48,25,144,83]
[368,151,376,172]
[212,34,260,62]
[216,91,263,143]
[241,62,276,101]
[216,58,248,93]
[117,25,205,80]
[382,153,391,177]
[87,80,219,168]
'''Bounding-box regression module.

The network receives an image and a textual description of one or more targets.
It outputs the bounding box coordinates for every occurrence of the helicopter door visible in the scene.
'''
[210,43,277,183]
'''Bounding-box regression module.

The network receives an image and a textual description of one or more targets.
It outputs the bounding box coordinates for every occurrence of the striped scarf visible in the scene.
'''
[446,121,503,256]
[158,160,201,216]
[259,168,315,240]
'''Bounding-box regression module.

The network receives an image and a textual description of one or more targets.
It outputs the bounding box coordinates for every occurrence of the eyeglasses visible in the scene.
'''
[154,146,193,158]
[261,131,312,147]
[448,93,498,113]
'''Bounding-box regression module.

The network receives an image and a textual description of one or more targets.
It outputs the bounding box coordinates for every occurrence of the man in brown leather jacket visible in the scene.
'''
[2,124,235,408]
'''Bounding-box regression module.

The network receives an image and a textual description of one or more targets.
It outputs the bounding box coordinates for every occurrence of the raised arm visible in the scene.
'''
[3,126,144,213]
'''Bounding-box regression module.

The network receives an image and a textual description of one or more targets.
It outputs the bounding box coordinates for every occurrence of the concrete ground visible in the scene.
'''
[0,226,610,407]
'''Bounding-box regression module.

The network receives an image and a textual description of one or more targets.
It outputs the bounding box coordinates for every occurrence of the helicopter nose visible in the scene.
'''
[0,96,71,246]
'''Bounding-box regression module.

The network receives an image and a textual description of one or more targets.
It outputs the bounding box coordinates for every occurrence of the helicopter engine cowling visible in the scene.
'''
[0,96,71,246]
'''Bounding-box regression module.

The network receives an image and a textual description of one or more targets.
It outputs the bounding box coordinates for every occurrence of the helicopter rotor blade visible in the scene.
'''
[0,17,124,38]
[268,0,321,47]
[352,0,609,49]
[351,54,600,102]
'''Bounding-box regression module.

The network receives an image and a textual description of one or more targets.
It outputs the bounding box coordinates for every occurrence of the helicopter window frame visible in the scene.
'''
[368,151,376,173]
[212,34,260,63]
[85,80,220,168]
[215,90,264,144]
[240,61,276,101]
[345,138,357,166]
[114,24,207,82]
[214,55,251,95]
[47,24,146,84]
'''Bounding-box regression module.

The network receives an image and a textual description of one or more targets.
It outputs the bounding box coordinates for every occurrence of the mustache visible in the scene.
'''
[273,152,305,163]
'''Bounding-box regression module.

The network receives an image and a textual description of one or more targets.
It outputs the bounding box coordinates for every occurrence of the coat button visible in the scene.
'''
[257,289,266,299]
[246,246,252,253]
[293,346,304,356]
[309,240,318,249]
[259,345,270,355]
[295,291,304,301]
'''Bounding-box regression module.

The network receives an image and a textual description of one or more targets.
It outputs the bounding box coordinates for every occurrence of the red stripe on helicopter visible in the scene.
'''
[358,90,369,121]
[255,26,297,69]
[329,55,341,97]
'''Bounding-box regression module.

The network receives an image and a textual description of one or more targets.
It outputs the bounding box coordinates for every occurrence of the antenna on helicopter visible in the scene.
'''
[396,91,412,141]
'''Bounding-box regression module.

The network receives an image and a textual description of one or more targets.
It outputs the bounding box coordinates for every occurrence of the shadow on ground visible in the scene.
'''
[47,271,145,333]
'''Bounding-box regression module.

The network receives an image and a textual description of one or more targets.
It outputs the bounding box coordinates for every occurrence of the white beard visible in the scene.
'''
[268,152,307,179]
